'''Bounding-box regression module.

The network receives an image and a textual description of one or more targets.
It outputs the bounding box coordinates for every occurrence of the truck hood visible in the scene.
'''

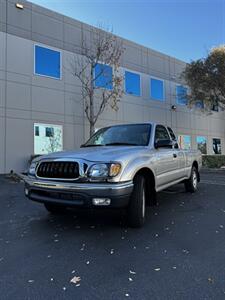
[35,146,150,163]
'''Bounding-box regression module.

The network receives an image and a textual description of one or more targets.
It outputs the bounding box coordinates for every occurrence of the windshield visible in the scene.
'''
[82,124,151,147]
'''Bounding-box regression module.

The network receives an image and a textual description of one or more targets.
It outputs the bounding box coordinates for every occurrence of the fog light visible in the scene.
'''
[25,188,29,196]
[92,198,111,206]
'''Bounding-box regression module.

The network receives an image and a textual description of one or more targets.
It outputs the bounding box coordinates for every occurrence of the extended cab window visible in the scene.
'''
[167,127,176,141]
[155,125,170,141]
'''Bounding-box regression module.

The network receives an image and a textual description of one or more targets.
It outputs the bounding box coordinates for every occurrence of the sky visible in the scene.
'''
[30,0,225,62]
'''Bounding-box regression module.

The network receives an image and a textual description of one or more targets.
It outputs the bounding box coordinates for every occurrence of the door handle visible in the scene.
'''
[173,153,177,158]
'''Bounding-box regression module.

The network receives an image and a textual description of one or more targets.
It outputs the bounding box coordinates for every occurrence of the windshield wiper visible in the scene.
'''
[105,142,139,146]
[81,142,139,147]
[81,144,105,148]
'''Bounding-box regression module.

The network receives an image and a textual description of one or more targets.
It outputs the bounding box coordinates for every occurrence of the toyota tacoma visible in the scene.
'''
[23,123,202,227]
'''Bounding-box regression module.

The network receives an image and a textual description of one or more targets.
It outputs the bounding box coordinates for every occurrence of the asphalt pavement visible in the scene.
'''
[0,170,225,300]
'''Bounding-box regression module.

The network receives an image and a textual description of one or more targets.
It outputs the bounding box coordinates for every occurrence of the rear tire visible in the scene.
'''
[184,166,198,193]
[127,175,146,228]
[44,203,67,214]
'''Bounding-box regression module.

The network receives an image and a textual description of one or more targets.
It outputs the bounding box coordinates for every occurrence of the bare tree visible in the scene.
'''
[46,129,62,154]
[70,25,125,137]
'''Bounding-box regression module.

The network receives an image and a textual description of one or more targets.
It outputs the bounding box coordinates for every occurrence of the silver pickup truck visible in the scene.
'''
[23,123,202,227]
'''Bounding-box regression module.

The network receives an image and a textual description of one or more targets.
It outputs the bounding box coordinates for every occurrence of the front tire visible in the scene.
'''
[127,175,146,228]
[184,166,198,193]
[44,203,67,214]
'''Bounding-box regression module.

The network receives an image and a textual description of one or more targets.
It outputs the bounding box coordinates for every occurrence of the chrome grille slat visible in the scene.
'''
[36,161,79,179]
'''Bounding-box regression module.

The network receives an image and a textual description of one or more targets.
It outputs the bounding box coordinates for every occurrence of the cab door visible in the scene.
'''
[167,127,186,179]
[154,125,179,188]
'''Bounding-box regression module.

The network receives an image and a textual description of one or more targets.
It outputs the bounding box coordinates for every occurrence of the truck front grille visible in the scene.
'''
[36,161,79,179]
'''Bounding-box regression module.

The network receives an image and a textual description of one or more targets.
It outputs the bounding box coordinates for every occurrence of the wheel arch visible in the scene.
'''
[133,167,156,206]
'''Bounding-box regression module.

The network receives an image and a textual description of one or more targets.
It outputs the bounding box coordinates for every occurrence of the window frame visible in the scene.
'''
[33,122,64,155]
[124,69,142,97]
[34,44,62,80]
[150,76,165,101]
[176,84,188,106]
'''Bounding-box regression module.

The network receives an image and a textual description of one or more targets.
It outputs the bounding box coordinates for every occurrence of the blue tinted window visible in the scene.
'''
[176,85,188,105]
[150,78,164,101]
[125,71,141,96]
[178,135,191,150]
[195,100,204,109]
[94,63,113,90]
[197,136,207,154]
[35,45,61,79]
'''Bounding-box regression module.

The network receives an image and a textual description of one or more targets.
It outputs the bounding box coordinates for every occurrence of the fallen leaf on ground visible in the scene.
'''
[28,280,34,283]
[128,278,133,282]
[70,276,81,284]
[208,277,214,283]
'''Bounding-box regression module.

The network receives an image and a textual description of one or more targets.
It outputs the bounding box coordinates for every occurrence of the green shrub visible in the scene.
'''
[202,155,225,168]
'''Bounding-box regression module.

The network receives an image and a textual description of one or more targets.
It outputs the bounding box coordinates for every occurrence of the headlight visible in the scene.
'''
[88,164,109,178]
[29,162,38,175]
[88,163,121,178]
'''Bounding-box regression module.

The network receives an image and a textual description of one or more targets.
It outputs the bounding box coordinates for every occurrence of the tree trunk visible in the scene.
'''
[90,122,95,137]
[89,65,95,137]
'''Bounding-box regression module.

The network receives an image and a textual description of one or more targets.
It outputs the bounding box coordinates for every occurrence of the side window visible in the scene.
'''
[35,45,61,79]
[155,125,170,141]
[176,85,188,105]
[167,127,176,141]
[94,63,113,90]
[125,71,141,96]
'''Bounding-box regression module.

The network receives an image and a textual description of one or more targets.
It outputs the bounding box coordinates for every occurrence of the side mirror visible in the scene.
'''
[173,142,179,149]
[155,139,173,149]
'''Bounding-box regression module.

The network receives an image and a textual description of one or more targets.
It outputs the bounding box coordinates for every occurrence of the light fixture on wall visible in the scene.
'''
[171,105,177,111]
[15,3,24,9]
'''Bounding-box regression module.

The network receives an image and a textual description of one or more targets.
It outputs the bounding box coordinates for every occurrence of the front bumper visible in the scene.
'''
[22,175,133,208]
